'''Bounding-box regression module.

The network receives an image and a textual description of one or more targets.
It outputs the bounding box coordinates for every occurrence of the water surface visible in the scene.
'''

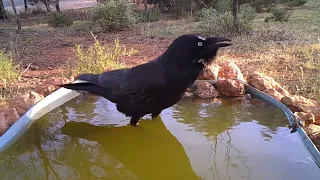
[0,95,319,180]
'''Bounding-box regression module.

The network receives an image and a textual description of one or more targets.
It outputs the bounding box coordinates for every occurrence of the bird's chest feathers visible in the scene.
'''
[175,59,205,76]
[165,59,204,89]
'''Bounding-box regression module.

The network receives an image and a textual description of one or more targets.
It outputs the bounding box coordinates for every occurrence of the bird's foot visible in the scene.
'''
[151,112,161,119]
[130,116,140,127]
[130,122,139,127]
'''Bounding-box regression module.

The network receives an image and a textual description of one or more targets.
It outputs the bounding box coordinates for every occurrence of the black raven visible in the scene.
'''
[60,34,231,126]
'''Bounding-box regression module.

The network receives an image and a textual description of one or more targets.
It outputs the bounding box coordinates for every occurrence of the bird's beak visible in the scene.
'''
[205,37,232,48]
[200,37,231,62]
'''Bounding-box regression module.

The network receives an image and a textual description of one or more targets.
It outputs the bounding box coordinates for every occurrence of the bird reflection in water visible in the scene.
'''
[61,116,200,180]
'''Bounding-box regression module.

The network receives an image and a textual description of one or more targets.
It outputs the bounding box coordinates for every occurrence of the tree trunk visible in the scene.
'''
[9,0,21,33]
[190,1,193,16]
[144,0,147,10]
[55,0,60,12]
[45,0,51,12]
[0,0,7,20]
[233,0,239,33]
[24,0,28,11]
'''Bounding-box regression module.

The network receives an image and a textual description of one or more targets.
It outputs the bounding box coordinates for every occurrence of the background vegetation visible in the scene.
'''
[0,0,319,102]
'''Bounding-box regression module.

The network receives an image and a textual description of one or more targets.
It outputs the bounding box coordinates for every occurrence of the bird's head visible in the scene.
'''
[163,34,231,66]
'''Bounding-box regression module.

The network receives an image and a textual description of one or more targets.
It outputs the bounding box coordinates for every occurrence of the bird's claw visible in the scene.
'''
[130,122,139,127]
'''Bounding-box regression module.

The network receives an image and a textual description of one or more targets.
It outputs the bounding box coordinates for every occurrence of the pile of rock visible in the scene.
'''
[34,76,74,95]
[194,61,320,148]
[0,76,75,136]
[0,91,44,136]
[195,61,246,99]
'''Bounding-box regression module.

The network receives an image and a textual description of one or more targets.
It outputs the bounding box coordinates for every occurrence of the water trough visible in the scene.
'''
[0,79,320,169]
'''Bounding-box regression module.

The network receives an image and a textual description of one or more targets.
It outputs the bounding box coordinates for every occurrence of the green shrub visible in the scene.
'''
[47,12,74,28]
[30,8,47,16]
[73,33,137,75]
[285,0,308,6]
[264,16,273,22]
[71,21,93,32]
[0,51,19,84]
[264,7,290,23]
[92,0,135,32]
[272,8,290,22]
[198,8,234,36]
[136,8,161,23]
[215,0,232,13]
[239,3,256,22]
[195,7,215,22]
[18,10,32,19]
[197,4,256,35]
[239,3,256,28]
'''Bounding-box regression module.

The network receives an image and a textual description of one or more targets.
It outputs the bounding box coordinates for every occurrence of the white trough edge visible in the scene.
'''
[0,80,88,153]
[0,79,319,168]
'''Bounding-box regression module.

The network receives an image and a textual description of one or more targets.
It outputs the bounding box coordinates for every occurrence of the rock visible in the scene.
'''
[34,84,57,95]
[35,76,75,96]
[41,77,72,86]
[195,82,220,99]
[294,112,315,127]
[315,116,320,126]
[0,119,9,136]
[274,84,290,96]
[281,95,319,108]
[199,63,220,80]
[215,79,245,97]
[264,89,284,101]
[304,124,320,149]
[8,91,44,116]
[247,72,290,98]
[304,106,320,121]
[281,95,320,123]
[0,108,20,136]
[304,124,320,139]
[217,62,245,81]
[247,72,277,92]
[3,108,20,126]
[281,95,319,113]
[69,76,75,82]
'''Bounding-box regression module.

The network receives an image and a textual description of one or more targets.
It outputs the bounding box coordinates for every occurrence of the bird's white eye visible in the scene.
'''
[197,42,203,47]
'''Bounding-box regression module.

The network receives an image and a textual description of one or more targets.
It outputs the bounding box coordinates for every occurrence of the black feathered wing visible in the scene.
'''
[117,63,168,104]
[120,75,167,104]
[76,63,168,105]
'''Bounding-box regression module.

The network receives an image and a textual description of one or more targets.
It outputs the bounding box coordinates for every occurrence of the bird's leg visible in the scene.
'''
[130,116,141,126]
[151,111,161,119]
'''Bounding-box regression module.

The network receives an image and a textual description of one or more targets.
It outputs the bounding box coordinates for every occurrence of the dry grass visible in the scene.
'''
[70,32,138,75]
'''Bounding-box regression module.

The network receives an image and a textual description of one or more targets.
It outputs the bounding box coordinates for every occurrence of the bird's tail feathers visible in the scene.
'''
[60,83,117,103]
[76,74,99,84]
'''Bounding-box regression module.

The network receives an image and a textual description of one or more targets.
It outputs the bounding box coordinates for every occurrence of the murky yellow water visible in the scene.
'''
[0,95,319,180]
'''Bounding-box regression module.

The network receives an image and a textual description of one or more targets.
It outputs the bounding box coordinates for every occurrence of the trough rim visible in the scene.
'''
[0,79,319,168]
